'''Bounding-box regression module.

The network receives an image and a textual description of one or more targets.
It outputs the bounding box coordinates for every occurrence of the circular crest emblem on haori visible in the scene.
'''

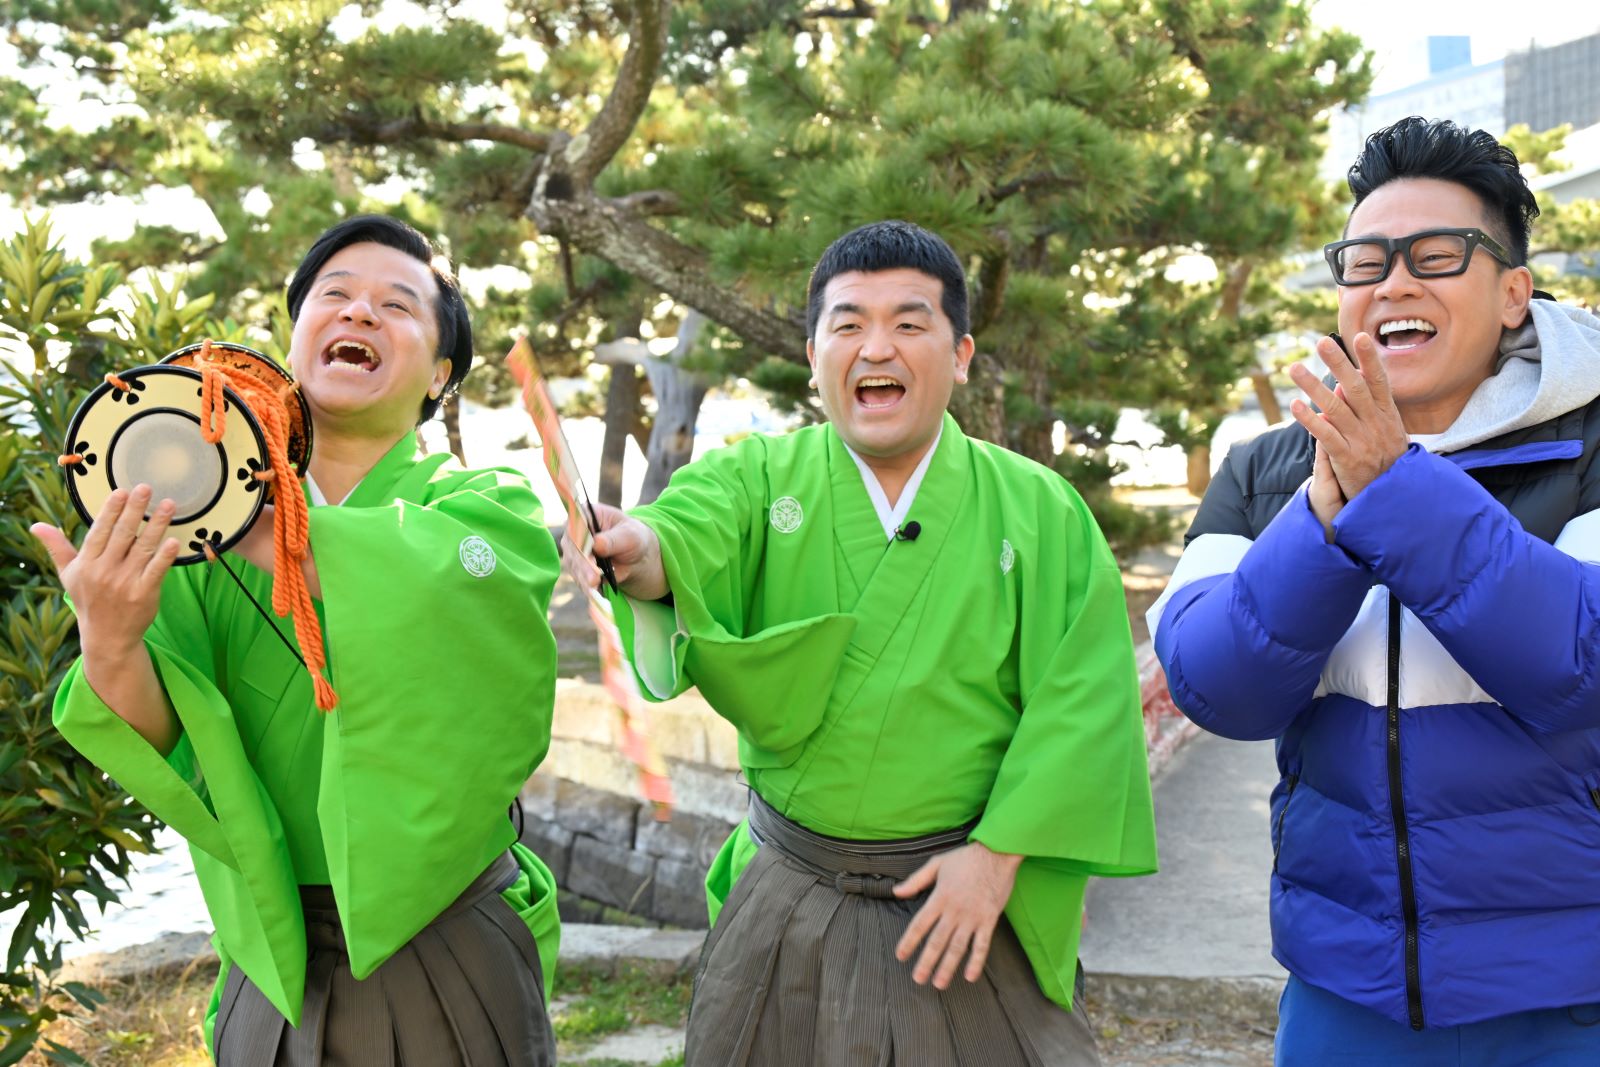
[459,535,497,578]
[1000,538,1015,575]
[769,496,804,534]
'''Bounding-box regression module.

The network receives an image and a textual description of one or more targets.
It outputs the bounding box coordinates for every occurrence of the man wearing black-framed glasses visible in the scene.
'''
[1151,116,1600,1064]
[1323,226,1512,286]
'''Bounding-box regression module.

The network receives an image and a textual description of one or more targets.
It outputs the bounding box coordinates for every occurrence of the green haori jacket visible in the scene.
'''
[611,415,1157,1009]
[53,432,562,1028]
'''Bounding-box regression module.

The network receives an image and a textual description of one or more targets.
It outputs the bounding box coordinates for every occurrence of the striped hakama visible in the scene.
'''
[686,793,1102,1066]
[213,851,554,1066]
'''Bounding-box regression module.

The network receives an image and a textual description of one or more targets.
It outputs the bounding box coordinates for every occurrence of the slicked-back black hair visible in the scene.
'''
[286,214,472,423]
[806,220,970,341]
[1347,117,1540,266]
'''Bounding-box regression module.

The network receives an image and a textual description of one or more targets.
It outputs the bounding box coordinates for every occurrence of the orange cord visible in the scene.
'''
[104,372,132,391]
[195,339,338,711]
[58,453,84,466]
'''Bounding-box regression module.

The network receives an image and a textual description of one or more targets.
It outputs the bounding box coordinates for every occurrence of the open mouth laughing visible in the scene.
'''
[1377,317,1437,353]
[855,375,906,409]
[322,338,382,373]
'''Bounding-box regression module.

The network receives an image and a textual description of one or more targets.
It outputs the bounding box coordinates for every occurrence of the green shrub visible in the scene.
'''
[0,215,229,1065]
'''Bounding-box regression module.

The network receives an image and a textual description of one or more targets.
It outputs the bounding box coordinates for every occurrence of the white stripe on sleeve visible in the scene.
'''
[1145,532,1253,645]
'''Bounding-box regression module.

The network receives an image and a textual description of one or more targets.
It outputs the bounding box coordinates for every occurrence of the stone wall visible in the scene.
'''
[517,679,744,929]
[526,641,1187,928]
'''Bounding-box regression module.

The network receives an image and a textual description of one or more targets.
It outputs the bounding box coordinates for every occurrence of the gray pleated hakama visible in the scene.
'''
[213,851,555,1066]
[686,793,1102,1066]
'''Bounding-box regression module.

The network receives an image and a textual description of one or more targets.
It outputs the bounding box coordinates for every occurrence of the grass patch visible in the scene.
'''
[552,964,693,1055]
[30,959,219,1067]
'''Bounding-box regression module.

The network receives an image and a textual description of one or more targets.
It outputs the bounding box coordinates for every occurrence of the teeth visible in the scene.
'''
[857,377,902,388]
[1379,318,1437,337]
[325,340,379,372]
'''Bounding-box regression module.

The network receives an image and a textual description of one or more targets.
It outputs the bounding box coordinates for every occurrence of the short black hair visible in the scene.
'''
[286,214,473,423]
[806,220,970,340]
[1347,117,1540,266]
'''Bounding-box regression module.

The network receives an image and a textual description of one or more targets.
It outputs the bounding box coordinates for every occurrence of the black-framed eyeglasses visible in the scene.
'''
[1323,227,1513,286]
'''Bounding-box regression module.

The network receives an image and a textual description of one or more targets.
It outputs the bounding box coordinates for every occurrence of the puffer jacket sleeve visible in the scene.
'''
[1150,446,1373,741]
[1334,444,1600,733]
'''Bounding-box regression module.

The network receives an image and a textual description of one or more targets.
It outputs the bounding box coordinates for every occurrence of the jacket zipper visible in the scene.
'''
[1387,592,1424,1030]
[1272,773,1299,873]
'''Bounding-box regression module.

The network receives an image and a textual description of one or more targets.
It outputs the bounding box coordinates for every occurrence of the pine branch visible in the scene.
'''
[609,189,682,216]
[567,0,670,187]
[316,115,554,152]
[985,172,1080,205]
[526,190,807,363]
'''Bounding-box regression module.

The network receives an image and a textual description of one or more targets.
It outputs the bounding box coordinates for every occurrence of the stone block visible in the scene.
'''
[551,680,618,745]
[544,737,641,795]
[518,819,575,885]
[519,772,560,822]
[668,763,749,824]
[635,807,734,867]
[646,703,708,763]
[559,922,706,979]
[703,714,740,771]
[554,776,643,847]
[567,836,658,915]
[651,858,713,929]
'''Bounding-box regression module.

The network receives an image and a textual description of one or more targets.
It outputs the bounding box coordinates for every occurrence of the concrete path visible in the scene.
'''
[1082,732,1287,1027]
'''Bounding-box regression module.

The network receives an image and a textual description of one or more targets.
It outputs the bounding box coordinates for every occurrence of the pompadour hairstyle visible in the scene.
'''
[1347,116,1540,266]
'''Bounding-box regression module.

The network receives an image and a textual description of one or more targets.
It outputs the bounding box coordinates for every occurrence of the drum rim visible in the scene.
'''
[160,341,313,477]
[62,363,270,566]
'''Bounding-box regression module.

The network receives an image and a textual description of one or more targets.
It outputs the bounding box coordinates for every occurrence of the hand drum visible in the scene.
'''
[61,342,312,565]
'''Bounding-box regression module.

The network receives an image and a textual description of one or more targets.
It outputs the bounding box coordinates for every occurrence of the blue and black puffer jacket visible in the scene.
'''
[1150,299,1600,1029]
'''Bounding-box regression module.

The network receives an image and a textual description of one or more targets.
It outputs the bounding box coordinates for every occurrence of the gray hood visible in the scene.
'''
[1424,299,1600,455]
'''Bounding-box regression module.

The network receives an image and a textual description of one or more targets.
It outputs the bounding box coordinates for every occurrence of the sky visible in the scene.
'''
[1310,0,1600,93]
[4,2,1600,256]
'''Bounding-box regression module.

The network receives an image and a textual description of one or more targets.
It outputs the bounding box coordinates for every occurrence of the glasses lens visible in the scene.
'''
[1336,242,1390,283]
[1407,232,1469,276]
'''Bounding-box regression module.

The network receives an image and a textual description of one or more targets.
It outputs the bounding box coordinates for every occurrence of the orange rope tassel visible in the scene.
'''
[196,340,338,711]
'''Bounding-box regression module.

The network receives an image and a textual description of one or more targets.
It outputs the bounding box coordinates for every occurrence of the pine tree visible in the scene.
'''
[2,0,1372,529]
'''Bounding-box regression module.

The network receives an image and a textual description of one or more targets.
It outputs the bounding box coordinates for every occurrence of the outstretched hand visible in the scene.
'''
[31,484,180,654]
[892,841,1023,989]
[1289,333,1409,506]
[565,502,668,601]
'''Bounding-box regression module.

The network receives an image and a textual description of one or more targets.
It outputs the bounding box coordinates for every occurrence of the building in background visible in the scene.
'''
[1325,27,1600,180]
[1506,32,1600,133]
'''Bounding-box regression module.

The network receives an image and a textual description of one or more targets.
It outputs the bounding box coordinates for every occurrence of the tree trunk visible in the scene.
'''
[1249,369,1283,426]
[1187,444,1211,497]
[598,363,639,506]
[639,311,710,505]
[443,399,465,464]
[948,350,1006,446]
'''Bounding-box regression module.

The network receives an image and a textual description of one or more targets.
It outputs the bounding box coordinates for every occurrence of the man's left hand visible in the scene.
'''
[1289,332,1409,502]
[892,841,1023,989]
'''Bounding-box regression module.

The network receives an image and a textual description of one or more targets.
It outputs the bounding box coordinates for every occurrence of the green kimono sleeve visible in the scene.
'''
[611,439,855,754]
[310,467,561,987]
[53,572,308,1024]
[970,489,1156,875]
[970,481,1157,1011]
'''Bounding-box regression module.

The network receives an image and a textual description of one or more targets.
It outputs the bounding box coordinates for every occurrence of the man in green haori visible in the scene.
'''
[34,216,561,1065]
[572,221,1158,1066]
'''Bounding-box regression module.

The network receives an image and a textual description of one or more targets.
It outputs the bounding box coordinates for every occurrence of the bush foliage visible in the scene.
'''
[0,216,263,1065]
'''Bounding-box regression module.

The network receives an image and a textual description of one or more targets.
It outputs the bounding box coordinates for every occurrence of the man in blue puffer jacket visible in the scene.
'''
[1150,115,1600,1064]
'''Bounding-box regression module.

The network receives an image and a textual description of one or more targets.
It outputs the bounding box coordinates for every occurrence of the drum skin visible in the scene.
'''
[62,364,272,566]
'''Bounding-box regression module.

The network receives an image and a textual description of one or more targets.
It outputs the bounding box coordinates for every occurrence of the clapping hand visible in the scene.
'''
[1289,332,1410,532]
